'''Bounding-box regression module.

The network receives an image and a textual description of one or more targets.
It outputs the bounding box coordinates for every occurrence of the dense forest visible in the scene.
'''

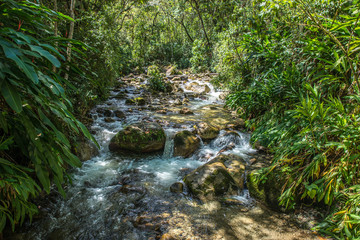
[1,0,360,239]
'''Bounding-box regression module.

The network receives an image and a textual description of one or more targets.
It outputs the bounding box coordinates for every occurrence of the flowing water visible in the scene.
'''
[5,74,318,240]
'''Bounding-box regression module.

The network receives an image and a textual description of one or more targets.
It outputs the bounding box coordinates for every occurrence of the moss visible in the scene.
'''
[247,168,290,210]
[174,130,192,145]
[134,97,146,106]
[125,99,135,105]
[109,122,165,153]
[247,171,266,202]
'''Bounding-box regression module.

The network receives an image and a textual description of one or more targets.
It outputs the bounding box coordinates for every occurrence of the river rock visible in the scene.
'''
[125,97,146,106]
[170,182,184,193]
[112,92,129,99]
[114,110,126,119]
[173,98,182,105]
[247,167,288,210]
[196,122,219,140]
[104,117,115,123]
[104,109,112,117]
[183,154,246,201]
[160,233,175,240]
[109,122,166,153]
[185,82,211,94]
[173,130,200,157]
[75,141,99,162]
[179,107,194,115]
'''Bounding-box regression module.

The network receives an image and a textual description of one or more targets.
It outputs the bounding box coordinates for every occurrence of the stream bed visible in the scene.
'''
[5,73,320,240]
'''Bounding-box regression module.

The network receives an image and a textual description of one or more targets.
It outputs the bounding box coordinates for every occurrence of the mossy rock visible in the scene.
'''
[125,97,146,106]
[216,154,246,187]
[247,168,289,210]
[183,154,246,201]
[109,122,166,153]
[196,122,219,140]
[134,97,146,106]
[125,98,135,105]
[75,141,99,162]
[173,130,200,157]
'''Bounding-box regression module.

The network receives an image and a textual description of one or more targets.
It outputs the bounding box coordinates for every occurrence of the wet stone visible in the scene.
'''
[170,182,184,193]
[179,108,194,115]
[104,117,115,123]
[114,110,126,118]
[104,109,112,117]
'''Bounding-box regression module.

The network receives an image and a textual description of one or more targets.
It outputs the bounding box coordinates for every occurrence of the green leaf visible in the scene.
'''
[77,121,99,148]
[0,40,39,83]
[1,80,22,113]
[35,164,50,193]
[30,45,61,68]
[0,213,6,233]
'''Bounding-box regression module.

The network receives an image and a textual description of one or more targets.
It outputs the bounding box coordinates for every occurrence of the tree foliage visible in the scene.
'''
[1,0,360,238]
[0,0,97,232]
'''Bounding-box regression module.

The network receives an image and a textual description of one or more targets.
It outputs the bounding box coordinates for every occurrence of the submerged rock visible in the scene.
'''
[109,122,166,153]
[196,122,219,140]
[173,130,200,157]
[183,154,246,201]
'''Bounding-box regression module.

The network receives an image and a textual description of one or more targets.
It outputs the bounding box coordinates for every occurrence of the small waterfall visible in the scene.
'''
[212,130,244,149]
[162,129,176,159]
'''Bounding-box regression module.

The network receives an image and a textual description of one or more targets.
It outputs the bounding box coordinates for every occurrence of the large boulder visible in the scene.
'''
[75,141,99,162]
[247,167,289,210]
[173,130,200,157]
[185,82,211,94]
[196,122,219,140]
[109,122,166,153]
[183,154,246,201]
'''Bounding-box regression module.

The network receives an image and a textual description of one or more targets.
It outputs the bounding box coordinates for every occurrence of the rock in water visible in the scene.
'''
[196,122,219,140]
[114,110,126,119]
[160,233,175,240]
[183,154,246,201]
[109,122,166,153]
[173,130,200,157]
[179,107,194,115]
[170,182,184,193]
[75,141,99,162]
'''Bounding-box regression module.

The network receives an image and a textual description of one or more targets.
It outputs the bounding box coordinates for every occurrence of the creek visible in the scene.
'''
[6,73,318,240]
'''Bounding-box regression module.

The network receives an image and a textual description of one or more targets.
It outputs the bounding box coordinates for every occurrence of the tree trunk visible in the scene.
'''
[65,0,76,80]
[52,0,58,72]
[190,0,211,47]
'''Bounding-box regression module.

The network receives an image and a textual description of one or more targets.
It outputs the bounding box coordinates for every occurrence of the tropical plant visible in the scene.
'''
[0,0,97,232]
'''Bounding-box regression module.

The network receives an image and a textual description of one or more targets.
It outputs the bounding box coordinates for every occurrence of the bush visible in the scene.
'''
[147,65,170,92]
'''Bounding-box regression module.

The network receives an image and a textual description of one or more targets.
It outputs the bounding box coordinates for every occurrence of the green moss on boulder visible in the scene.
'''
[247,168,289,210]
[183,154,246,201]
[173,130,200,157]
[196,122,219,140]
[109,122,165,153]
